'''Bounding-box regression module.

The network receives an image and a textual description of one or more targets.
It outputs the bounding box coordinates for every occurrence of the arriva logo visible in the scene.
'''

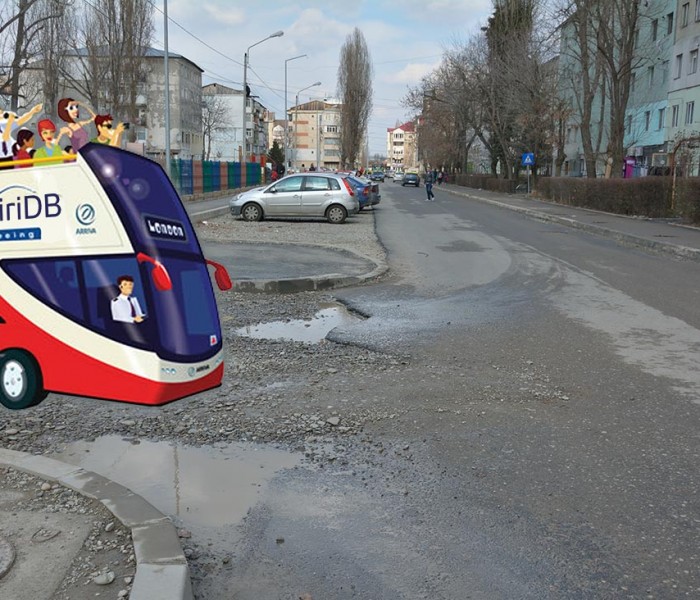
[76,203,96,225]
[75,203,97,234]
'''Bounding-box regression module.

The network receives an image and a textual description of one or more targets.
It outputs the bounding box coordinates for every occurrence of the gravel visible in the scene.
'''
[0,207,402,598]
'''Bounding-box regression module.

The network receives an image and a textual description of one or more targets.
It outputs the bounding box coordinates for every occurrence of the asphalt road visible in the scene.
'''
[223,181,700,599]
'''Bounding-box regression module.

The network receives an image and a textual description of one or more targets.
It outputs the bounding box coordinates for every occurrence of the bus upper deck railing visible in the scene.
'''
[0,155,78,170]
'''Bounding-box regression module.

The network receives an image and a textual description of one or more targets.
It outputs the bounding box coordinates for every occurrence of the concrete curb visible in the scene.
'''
[0,448,193,600]
[232,254,388,293]
[447,188,700,262]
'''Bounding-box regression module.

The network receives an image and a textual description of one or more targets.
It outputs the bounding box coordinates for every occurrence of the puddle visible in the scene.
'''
[234,302,361,343]
[50,436,300,527]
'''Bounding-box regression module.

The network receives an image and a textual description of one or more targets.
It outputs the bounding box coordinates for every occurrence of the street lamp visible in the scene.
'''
[284,54,307,169]
[294,81,321,170]
[242,30,283,157]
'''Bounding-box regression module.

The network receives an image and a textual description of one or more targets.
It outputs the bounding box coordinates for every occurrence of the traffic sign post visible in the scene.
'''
[521,153,535,194]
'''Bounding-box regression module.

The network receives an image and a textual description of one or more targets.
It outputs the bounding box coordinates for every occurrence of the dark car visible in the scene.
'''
[369,171,385,182]
[342,175,372,210]
[402,173,420,187]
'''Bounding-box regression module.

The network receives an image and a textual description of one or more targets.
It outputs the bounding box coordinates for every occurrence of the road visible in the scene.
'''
[220,181,700,599]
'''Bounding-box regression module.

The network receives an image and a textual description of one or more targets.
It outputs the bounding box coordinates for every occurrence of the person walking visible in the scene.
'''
[425,170,435,201]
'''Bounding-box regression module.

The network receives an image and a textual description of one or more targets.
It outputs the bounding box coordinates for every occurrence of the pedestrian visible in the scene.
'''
[425,170,435,201]
[437,170,444,185]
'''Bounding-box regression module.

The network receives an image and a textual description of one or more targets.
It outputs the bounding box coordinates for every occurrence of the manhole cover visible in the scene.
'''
[0,535,16,579]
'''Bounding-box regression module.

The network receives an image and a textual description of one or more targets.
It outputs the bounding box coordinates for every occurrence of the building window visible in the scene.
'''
[326,125,338,133]
[682,2,690,27]
[631,72,636,91]
[648,65,655,87]
[676,54,683,78]
[696,0,700,21]
[662,60,670,82]
[686,101,695,124]
[652,18,658,41]
[644,111,651,131]
[672,104,680,127]
[626,115,632,134]
[692,49,699,74]
[668,12,674,35]
[658,107,666,129]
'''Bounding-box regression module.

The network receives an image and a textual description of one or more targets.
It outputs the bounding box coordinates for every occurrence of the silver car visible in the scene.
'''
[230,173,359,224]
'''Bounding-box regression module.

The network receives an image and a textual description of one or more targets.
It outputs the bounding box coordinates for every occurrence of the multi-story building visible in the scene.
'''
[624,0,676,175]
[386,121,418,171]
[288,99,342,171]
[21,47,205,159]
[665,0,700,173]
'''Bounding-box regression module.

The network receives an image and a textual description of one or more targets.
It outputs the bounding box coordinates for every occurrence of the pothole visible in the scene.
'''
[234,302,363,343]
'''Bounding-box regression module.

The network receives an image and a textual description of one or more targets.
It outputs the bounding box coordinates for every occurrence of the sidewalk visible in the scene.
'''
[443,184,700,262]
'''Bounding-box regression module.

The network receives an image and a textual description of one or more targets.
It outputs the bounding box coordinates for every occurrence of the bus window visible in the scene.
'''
[82,257,152,348]
[3,259,84,322]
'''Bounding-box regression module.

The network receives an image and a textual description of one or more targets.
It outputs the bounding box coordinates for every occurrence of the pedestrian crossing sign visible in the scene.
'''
[521,153,535,167]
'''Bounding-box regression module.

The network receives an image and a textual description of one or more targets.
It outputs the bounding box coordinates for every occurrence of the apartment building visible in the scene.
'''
[386,121,417,171]
[288,99,342,171]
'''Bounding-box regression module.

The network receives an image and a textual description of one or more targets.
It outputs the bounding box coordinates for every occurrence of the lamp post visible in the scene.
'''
[284,54,307,169]
[242,30,283,158]
[293,81,321,171]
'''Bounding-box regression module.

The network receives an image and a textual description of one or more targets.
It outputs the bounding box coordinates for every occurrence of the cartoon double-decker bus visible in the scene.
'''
[0,144,231,410]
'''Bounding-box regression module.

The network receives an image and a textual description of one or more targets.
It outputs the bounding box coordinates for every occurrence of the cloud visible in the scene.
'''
[202,4,245,26]
[386,61,442,85]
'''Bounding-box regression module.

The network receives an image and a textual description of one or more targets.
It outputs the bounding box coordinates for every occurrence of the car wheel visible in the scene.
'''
[401,182,406,186]
[326,204,347,224]
[0,350,45,410]
[241,203,263,222]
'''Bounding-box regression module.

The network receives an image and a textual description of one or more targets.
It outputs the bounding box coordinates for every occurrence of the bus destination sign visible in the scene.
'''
[144,215,187,242]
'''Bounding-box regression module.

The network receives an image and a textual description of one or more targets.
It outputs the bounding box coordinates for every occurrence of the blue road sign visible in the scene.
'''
[521,153,535,167]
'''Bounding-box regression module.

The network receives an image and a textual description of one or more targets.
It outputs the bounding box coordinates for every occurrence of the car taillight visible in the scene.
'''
[342,178,355,196]
[363,188,369,196]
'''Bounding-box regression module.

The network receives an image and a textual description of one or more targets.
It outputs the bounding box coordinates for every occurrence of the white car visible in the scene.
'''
[393,171,404,183]
[230,173,359,224]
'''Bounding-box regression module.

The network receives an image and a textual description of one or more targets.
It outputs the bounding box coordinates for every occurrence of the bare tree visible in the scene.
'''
[61,0,153,125]
[201,93,230,161]
[337,28,373,169]
[0,0,63,110]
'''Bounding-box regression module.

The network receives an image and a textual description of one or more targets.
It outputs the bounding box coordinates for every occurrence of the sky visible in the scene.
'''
[153,0,493,156]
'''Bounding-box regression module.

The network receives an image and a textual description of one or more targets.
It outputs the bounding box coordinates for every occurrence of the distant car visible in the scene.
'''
[369,171,384,182]
[393,171,404,183]
[402,173,420,187]
[230,173,359,224]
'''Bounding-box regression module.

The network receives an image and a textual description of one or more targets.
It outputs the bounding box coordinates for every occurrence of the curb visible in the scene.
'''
[446,188,700,262]
[232,255,388,293]
[0,448,193,600]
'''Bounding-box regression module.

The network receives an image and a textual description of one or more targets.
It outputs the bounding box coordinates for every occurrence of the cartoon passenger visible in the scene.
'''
[12,128,35,167]
[57,97,96,152]
[33,119,67,163]
[0,103,43,168]
[91,114,126,147]
[111,275,146,323]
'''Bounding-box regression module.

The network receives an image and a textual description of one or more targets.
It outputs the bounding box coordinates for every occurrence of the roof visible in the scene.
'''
[290,100,341,111]
[65,46,204,73]
[387,121,416,133]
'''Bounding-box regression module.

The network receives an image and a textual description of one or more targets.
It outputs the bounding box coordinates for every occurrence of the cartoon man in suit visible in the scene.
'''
[111,275,146,323]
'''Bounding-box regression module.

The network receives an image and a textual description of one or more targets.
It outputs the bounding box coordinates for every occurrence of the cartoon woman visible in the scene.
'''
[57,97,96,152]
[12,128,35,168]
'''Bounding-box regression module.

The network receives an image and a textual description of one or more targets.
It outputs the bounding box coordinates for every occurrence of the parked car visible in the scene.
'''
[230,173,359,224]
[342,175,379,209]
[369,171,385,182]
[402,173,420,187]
[393,171,404,183]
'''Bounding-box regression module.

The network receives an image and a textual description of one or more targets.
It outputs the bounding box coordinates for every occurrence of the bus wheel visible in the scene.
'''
[0,350,45,410]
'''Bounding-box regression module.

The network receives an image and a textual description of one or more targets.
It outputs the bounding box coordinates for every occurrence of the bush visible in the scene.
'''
[534,177,674,218]
[453,174,518,194]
